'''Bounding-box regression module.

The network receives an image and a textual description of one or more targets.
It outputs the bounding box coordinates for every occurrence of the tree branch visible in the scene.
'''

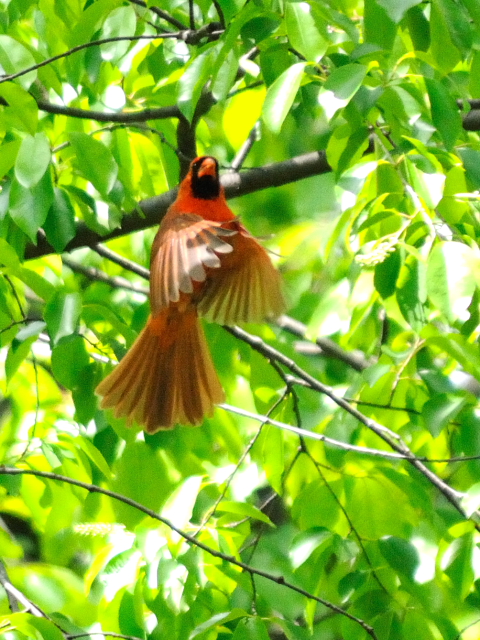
[0,35,172,85]
[224,326,478,528]
[128,0,188,30]
[25,151,331,260]
[35,101,181,123]
[0,466,378,640]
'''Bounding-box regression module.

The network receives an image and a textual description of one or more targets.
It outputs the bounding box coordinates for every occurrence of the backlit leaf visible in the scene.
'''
[15,133,51,188]
[69,133,118,196]
[262,62,306,133]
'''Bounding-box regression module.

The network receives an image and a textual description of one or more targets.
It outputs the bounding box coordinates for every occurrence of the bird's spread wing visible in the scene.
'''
[150,214,236,314]
[198,230,285,325]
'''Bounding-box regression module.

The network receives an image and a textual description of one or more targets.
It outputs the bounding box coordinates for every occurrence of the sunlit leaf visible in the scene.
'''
[318,63,367,119]
[191,609,250,638]
[376,0,422,23]
[69,133,118,196]
[0,35,37,89]
[9,172,54,243]
[44,291,82,344]
[99,5,136,62]
[216,501,274,526]
[262,62,307,133]
[285,2,329,62]
[51,334,90,389]
[15,133,51,188]
[43,188,77,252]
[425,78,462,150]
[422,393,467,437]
[426,242,478,321]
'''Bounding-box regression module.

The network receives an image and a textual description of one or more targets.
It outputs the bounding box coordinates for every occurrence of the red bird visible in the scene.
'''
[96,156,284,432]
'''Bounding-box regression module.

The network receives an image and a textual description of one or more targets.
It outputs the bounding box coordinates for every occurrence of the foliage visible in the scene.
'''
[2,1,480,639]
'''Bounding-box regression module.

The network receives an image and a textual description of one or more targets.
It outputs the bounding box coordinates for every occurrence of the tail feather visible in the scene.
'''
[96,308,224,432]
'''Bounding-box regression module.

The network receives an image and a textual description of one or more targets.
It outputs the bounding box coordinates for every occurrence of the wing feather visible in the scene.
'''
[198,232,285,325]
[150,214,236,314]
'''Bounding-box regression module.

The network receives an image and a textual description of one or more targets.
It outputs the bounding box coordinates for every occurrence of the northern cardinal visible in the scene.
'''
[96,156,284,432]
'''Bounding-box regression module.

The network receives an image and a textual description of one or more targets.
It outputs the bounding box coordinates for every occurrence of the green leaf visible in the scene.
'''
[51,334,89,389]
[9,171,54,242]
[458,148,480,189]
[0,83,38,134]
[76,436,112,480]
[28,616,66,640]
[396,255,427,331]
[0,139,21,179]
[364,0,397,49]
[347,474,417,537]
[262,62,306,133]
[241,16,281,43]
[177,50,215,121]
[15,267,55,302]
[374,249,401,298]
[285,2,329,62]
[15,133,51,188]
[460,482,480,517]
[99,5,136,62]
[0,238,21,268]
[379,536,419,580]
[72,364,99,425]
[427,334,480,379]
[43,188,77,252]
[216,501,275,526]
[44,291,82,344]
[425,78,462,150]
[426,242,478,322]
[112,442,172,528]
[232,618,270,640]
[376,0,422,23]
[212,48,239,102]
[405,5,430,51]
[6,334,38,385]
[430,0,461,72]
[191,609,250,638]
[262,424,284,494]
[69,132,118,196]
[422,394,467,438]
[463,0,480,27]
[319,63,367,119]
[444,533,474,600]
[289,528,331,568]
[0,35,37,89]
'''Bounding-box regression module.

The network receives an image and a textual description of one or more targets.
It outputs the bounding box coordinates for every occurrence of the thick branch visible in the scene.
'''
[36,101,181,122]
[25,151,331,260]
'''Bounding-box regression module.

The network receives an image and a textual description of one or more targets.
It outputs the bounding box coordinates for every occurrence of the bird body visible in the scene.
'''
[96,156,284,432]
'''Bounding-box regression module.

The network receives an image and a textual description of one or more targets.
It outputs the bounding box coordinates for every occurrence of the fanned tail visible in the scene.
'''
[95,308,224,433]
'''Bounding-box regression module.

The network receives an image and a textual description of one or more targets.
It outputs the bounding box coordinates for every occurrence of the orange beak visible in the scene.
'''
[197,157,217,178]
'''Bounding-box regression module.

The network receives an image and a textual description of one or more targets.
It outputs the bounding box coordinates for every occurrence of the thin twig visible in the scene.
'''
[128,0,188,30]
[91,244,150,280]
[230,123,260,171]
[0,35,171,85]
[0,560,19,613]
[188,0,195,29]
[62,257,149,295]
[194,389,290,535]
